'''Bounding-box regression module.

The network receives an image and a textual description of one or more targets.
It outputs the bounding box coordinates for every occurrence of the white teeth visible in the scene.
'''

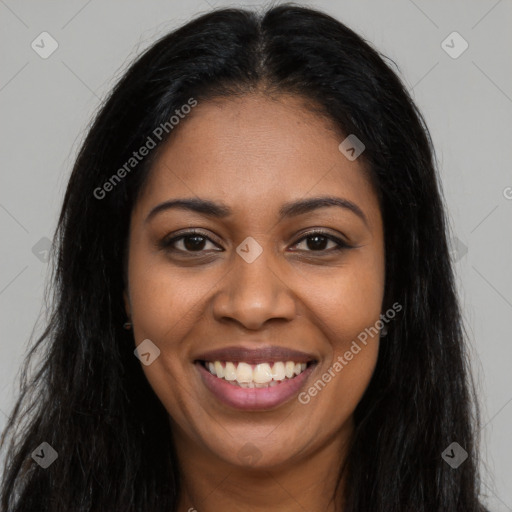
[236,362,253,383]
[285,361,295,379]
[214,361,224,379]
[224,362,237,381]
[253,363,273,384]
[203,360,310,386]
[271,361,286,381]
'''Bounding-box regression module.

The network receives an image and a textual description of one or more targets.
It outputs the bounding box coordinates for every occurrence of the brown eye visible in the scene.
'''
[177,234,209,252]
[158,229,352,257]
[292,230,351,253]
[159,230,221,254]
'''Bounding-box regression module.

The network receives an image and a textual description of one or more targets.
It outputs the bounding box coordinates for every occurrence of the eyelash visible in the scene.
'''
[159,228,352,256]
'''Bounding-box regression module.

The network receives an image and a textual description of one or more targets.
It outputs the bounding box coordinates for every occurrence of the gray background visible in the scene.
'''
[1,0,511,509]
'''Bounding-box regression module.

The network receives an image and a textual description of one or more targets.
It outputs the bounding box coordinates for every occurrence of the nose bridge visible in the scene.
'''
[212,239,296,329]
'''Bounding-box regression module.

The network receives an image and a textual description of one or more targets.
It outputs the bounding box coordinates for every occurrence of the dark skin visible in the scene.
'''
[123,93,385,511]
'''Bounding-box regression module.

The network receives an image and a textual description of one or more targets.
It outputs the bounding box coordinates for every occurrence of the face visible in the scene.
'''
[124,93,385,470]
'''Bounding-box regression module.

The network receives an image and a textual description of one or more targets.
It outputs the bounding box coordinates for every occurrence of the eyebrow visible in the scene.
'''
[145,195,368,227]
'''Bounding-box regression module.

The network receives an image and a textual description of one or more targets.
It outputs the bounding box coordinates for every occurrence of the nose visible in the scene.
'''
[212,247,297,330]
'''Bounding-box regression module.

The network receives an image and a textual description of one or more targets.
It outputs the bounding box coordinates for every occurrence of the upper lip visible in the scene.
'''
[194,345,317,365]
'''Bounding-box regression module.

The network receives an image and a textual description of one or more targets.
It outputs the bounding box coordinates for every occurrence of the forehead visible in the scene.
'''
[134,94,380,229]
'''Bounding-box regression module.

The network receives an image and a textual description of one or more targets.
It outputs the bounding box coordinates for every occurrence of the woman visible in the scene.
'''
[0,4,490,511]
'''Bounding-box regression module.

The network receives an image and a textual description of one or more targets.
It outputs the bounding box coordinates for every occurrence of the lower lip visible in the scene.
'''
[196,362,316,411]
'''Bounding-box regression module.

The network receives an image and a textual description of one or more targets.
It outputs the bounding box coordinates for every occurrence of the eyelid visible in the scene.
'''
[159,228,221,249]
[159,227,353,255]
[292,229,351,250]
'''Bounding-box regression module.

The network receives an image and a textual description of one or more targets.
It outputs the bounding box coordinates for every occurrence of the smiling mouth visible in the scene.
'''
[198,360,316,388]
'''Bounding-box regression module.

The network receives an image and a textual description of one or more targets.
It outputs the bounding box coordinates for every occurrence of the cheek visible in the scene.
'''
[298,271,382,426]
[297,252,383,411]
[127,248,209,342]
[127,258,195,418]
[126,248,219,410]
[302,253,385,343]
[303,343,379,433]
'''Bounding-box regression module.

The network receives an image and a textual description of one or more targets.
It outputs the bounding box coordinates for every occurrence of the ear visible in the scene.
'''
[123,289,131,318]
